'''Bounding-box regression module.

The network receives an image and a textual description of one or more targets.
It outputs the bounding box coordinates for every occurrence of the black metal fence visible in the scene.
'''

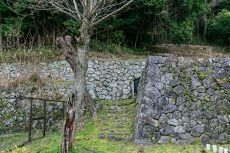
[0,96,67,152]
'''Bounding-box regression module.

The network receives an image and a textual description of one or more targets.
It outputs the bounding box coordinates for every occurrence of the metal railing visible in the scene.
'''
[0,95,67,152]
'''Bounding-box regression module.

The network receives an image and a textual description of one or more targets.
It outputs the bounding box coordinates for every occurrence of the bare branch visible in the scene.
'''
[92,0,133,27]
[3,0,133,30]
[73,0,82,19]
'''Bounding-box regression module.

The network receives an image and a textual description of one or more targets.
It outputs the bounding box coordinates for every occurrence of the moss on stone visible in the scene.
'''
[193,69,210,80]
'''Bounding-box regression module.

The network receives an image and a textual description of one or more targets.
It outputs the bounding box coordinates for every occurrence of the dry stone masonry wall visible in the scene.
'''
[0,59,144,129]
[0,59,145,100]
[135,56,230,145]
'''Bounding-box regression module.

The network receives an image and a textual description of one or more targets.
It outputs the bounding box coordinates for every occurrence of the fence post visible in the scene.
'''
[28,98,33,142]
[43,100,47,137]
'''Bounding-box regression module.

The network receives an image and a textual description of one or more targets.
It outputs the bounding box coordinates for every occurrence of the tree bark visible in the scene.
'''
[203,16,208,41]
[0,35,2,51]
[60,93,77,153]
[0,16,3,51]
[57,20,96,153]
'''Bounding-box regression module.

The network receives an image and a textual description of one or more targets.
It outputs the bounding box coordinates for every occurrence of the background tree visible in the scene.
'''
[208,10,230,48]
[9,0,133,152]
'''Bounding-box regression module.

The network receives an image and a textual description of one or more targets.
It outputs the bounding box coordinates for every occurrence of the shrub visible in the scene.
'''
[208,10,230,48]
[168,19,194,44]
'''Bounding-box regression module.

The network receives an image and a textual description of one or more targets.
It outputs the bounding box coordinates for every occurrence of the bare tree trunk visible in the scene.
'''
[60,93,77,153]
[0,35,2,51]
[52,26,56,48]
[203,0,208,41]
[203,16,207,41]
[57,20,96,153]
[0,16,2,51]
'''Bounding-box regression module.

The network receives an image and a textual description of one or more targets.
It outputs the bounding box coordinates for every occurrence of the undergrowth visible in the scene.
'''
[0,47,62,63]
[0,42,148,64]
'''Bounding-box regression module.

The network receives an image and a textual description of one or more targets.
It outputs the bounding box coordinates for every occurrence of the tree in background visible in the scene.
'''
[8,0,133,152]
[208,10,230,48]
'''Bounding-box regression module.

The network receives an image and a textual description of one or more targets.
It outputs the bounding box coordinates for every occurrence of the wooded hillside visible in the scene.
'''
[0,0,229,51]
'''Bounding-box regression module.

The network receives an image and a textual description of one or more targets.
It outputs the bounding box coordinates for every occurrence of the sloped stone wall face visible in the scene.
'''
[135,56,230,145]
[0,59,145,100]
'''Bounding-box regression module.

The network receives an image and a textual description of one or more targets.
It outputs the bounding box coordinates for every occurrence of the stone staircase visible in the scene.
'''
[96,99,136,142]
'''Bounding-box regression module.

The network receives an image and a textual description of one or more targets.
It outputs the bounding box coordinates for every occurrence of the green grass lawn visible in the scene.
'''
[0,130,46,152]
[9,99,230,153]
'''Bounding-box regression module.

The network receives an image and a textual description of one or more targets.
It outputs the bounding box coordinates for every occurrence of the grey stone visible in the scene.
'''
[157,97,168,109]
[168,119,179,126]
[191,125,204,137]
[218,133,230,143]
[160,126,174,135]
[200,134,210,146]
[140,113,159,128]
[202,78,212,89]
[176,96,185,106]
[158,136,171,144]
[191,77,201,88]
[174,126,186,134]
[196,86,206,93]
[163,104,177,113]
[176,140,188,145]
[181,133,193,141]
[159,114,168,123]
[173,85,184,95]
[161,73,173,84]
[168,98,176,104]
[155,82,164,90]
[178,104,185,112]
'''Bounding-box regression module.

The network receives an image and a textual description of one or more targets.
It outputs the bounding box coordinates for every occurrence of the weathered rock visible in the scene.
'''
[158,136,171,144]
[174,126,186,134]
[181,133,193,141]
[191,125,204,137]
[218,133,230,143]
[160,126,174,135]
[200,134,210,145]
[163,104,177,113]
[168,119,179,126]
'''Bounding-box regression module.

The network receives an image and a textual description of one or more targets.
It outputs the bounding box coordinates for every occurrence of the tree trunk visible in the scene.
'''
[0,35,2,51]
[0,16,2,51]
[203,0,208,40]
[60,93,77,153]
[52,26,56,48]
[57,20,96,153]
[203,16,207,40]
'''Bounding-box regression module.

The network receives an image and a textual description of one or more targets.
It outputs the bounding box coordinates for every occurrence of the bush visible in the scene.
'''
[168,19,194,44]
[208,10,230,47]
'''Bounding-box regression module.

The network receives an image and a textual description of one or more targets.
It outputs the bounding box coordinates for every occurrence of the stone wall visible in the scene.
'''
[134,56,230,145]
[0,97,65,130]
[0,59,145,100]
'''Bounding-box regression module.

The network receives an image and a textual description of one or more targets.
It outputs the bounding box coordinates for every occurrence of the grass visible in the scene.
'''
[154,44,230,58]
[0,42,229,64]
[0,44,147,64]
[8,99,230,153]
[0,47,62,64]
[0,130,44,152]
[0,132,28,152]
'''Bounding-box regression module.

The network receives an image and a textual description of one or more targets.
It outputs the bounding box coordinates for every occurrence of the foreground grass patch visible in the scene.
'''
[9,99,230,153]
